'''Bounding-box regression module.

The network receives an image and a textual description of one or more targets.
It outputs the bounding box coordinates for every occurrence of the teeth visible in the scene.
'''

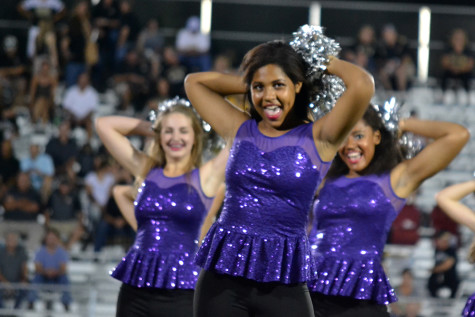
[264,106,281,115]
[348,153,361,159]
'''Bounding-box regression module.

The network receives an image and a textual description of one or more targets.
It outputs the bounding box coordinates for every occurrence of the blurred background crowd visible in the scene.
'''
[0,0,474,316]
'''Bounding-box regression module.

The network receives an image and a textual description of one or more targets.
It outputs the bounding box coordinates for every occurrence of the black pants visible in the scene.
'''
[441,70,472,91]
[193,269,314,317]
[310,291,390,317]
[116,283,194,317]
[427,273,459,298]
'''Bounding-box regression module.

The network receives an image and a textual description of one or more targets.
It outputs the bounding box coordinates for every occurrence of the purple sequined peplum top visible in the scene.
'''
[195,120,331,284]
[110,168,213,289]
[308,174,406,304]
[463,293,475,316]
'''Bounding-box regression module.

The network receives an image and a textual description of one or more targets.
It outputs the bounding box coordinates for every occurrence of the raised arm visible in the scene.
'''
[313,57,375,162]
[112,185,137,231]
[95,116,155,177]
[184,72,249,140]
[436,180,475,232]
[391,119,470,198]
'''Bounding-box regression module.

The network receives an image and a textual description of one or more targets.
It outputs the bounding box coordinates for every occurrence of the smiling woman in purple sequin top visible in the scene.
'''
[185,40,374,317]
[308,106,469,317]
[95,102,229,317]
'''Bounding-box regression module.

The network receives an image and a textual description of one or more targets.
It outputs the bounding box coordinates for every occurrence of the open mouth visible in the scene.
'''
[263,105,282,120]
[346,152,362,164]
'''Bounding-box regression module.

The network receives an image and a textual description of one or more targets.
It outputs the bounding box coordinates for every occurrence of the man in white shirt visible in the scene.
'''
[62,72,99,140]
[175,16,211,72]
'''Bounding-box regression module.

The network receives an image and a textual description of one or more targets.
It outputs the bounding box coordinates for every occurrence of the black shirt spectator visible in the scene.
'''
[428,231,460,298]
[46,185,81,222]
[2,172,41,221]
[375,24,415,91]
[0,139,20,189]
[0,231,29,309]
[441,28,474,92]
[45,121,79,177]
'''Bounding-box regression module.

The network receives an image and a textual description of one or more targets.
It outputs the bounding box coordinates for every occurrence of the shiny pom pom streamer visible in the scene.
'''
[148,96,211,133]
[372,96,425,159]
[290,24,346,120]
[372,96,401,137]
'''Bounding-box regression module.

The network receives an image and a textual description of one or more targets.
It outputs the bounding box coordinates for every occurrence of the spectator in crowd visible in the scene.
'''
[0,172,43,251]
[45,177,83,251]
[141,77,171,117]
[115,0,140,64]
[76,143,97,179]
[440,28,474,96]
[27,228,72,311]
[139,77,172,120]
[0,231,29,310]
[0,35,28,120]
[84,155,116,243]
[390,268,422,317]
[211,53,235,74]
[136,18,164,79]
[60,0,92,88]
[17,0,65,67]
[344,24,377,74]
[154,77,171,102]
[375,24,415,91]
[62,72,99,140]
[113,49,149,112]
[93,186,134,253]
[20,140,55,203]
[29,58,57,125]
[176,16,211,72]
[45,120,79,179]
[137,18,164,54]
[161,46,187,97]
[0,139,20,200]
[92,0,120,90]
[427,230,460,298]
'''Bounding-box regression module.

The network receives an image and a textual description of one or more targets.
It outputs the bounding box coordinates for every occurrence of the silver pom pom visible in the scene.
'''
[290,24,346,120]
[311,75,346,120]
[399,132,426,159]
[150,96,211,132]
[148,96,190,125]
[371,97,425,159]
[290,25,341,79]
[158,96,191,113]
[148,109,157,123]
[371,97,426,159]
[372,97,401,136]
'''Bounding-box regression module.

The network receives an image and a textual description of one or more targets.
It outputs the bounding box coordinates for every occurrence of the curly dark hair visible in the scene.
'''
[326,105,403,178]
[240,41,320,127]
